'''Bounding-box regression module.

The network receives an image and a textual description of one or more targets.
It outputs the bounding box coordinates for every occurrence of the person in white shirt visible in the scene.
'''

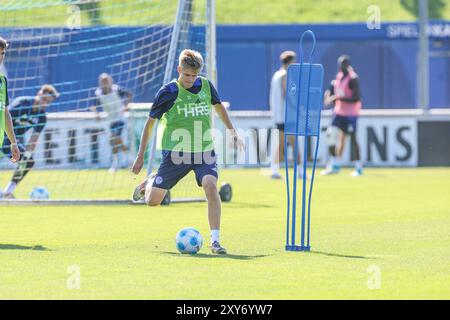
[269,51,304,179]
[93,73,132,173]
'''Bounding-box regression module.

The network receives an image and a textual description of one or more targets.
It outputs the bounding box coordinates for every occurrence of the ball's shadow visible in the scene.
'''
[160,251,271,260]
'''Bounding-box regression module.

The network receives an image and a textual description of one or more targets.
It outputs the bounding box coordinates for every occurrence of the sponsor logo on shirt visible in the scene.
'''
[177,102,210,117]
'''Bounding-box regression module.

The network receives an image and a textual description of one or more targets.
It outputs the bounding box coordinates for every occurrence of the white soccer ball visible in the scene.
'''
[30,186,50,200]
[175,227,203,254]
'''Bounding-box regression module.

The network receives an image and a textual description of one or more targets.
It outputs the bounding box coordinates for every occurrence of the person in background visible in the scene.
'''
[0,84,59,198]
[93,73,132,173]
[269,50,304,179]
[322,55,363,177]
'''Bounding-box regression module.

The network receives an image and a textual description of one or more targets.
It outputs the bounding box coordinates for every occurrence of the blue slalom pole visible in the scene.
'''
[285,134,291,247]
[307,134,321,247]
[300,30,315,250]
[285,30,323,252]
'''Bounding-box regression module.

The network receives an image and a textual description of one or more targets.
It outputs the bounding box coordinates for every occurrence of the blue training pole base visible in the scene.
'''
[285,245,311,252]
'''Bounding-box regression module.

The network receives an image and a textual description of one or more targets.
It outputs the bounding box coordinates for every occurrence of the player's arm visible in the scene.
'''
[26,132,41,153]
[90,91,102,121]
[131,116,156,174]
[4,107,20,162]
[323,81,336,108]
[119,88,133,111]
[337,78,361,103]
[26,114,46,154]
[213,103,245,151]
[131,84,173,174]
[208,80,244,150]
[281,73,287,99]
[3,78,20,162]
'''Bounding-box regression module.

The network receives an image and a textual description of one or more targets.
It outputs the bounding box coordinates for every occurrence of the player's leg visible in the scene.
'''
[323,125,338,167]
[202,175,221,233]
[133,150,191,205]
[109,120,126,173]
[336,129,346,158]
[109,122,119,173]
[113,120,128,152]
[349,117,363,177]
[144,184,168,207]
[194,150,226,254]
[286,135,309,179]
[322,115,346,175]
[1,142,29,198]
[270,124,284,179]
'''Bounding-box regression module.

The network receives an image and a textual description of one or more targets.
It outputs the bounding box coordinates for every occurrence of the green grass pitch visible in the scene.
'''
[1,168,450,299]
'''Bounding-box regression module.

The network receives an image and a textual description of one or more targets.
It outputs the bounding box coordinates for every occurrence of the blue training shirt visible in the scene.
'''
[149,77,221,119]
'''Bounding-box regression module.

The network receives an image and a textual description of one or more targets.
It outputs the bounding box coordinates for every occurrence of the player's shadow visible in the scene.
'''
[0,244,48,251]
[160,252,270,260]
[225,202,275,209]
[185,202,275,209]
[309,250,379,260]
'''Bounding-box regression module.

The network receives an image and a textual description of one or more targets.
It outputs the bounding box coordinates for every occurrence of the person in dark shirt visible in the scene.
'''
[149,76,222,119]
[0,84,59,198]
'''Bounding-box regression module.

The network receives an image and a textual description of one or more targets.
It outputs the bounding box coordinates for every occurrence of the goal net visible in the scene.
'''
[0,0,214,202]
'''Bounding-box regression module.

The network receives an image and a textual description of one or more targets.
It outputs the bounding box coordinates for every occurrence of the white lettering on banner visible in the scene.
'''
[0,118,126,169]
[387,24,419,38]
[0,114,419,169]
[387,22,450,38]
[225,116,418,167]
[356,118,417,166]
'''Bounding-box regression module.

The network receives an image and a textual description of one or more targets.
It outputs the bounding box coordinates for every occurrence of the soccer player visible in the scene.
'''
[269,50,305,179]
[322,55,363,177]
[0,84,59,198]
[0,37,21,170]
[93,73,132,173]
[131,49,244,254]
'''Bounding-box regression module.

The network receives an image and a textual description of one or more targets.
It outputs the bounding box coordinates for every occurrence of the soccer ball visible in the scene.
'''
[30,187,50,200]
[175,227,203,254]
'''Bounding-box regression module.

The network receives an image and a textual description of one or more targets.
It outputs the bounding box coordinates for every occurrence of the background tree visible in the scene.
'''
[400,0,447,19]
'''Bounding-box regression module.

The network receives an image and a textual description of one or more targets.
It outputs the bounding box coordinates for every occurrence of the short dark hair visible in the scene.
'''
[280,51,296,65]
[0,36,8,50]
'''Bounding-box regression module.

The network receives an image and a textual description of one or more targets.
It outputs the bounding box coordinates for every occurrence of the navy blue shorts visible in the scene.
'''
[153,150,218,190]
[110,120,125,137]
[331,114,358,134]
[1,138,26,160]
